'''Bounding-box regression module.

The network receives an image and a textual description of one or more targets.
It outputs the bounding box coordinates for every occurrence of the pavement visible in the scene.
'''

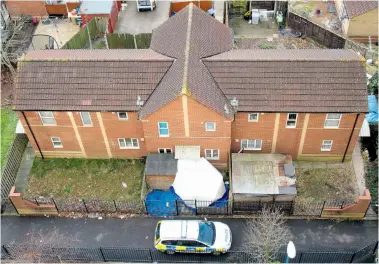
[115,1,170,34]
[1,216,377,252]
[352,142,366,195]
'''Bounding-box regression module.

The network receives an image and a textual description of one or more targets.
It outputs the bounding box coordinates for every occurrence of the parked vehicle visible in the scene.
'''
[154,220,232,255]
[136,0,156,11]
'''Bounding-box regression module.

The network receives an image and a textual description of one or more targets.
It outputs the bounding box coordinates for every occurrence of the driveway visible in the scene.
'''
[115,1,170,34]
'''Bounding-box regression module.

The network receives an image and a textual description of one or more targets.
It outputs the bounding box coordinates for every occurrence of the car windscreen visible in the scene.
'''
[155,222,161,241]
[198,222,215,246]
[138,0,151,6]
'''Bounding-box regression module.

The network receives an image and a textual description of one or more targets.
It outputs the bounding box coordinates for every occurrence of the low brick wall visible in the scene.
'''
[321,189,371,219]
[9,186,58,216]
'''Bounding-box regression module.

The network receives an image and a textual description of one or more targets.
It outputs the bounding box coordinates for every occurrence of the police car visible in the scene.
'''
[154,220,232,255]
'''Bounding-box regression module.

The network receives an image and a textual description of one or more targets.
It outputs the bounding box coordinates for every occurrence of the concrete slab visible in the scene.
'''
[14,144,35,194]
[229,17,278,38]
[326,163,346,169]
[297,161,313,169]
[115,1,170,34]
[311,162,328,169]
[32,18,80,49]
[352,142,366,195]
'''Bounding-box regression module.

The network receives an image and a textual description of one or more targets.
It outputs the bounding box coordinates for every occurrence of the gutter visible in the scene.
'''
[21,111,44,159]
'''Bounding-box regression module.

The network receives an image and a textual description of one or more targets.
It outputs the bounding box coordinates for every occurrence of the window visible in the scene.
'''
[248,113,259,122]
[205,149,219,160]
[80,112,92,126]
[286,113,298,128]
[158,148,172,153]
[39,111,56,125]
[205,122,216,131]
[321,140,333,151]
[51,137,62,148]
[117,112,128,120]
[324,114,342,128]
[241,139,262,150]
[158,122,169,137]
[118,138,139,149]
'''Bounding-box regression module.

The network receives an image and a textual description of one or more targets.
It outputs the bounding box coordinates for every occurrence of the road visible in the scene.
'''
[1,216,377,252]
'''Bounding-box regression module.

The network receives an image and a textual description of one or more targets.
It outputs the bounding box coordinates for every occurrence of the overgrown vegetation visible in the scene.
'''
[1,108,18,170]
[26,158,144,200]
[259,42,276,49]
[368,71,378,97]
[365,160,378,202]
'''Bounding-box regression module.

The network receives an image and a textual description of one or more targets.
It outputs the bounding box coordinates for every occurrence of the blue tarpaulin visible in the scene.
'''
[366,95,378,123]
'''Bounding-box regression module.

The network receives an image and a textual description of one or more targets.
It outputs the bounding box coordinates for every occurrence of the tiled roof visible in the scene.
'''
[141,3,234,119]
[14,50,173,111]
[343,0,378,18]
[203,50,368,113]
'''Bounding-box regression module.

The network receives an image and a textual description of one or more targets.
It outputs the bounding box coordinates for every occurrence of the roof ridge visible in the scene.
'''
[181,3,193,96]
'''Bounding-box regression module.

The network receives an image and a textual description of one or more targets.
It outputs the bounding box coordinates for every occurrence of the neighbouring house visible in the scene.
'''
[334,0,378,43]
[14,4,368,169]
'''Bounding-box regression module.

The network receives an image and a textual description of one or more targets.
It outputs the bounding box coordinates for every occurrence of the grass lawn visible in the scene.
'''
[296,166,358,201]
[1,108,18,170]
[25,158,144,200]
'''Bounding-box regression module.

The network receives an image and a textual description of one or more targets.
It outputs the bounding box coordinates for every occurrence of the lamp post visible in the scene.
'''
[286,241,296,264]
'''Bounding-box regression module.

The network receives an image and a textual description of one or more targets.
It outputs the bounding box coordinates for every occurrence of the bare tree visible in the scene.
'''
[7,224,80,263]
[242,206,292,263]
[1,11,31,76]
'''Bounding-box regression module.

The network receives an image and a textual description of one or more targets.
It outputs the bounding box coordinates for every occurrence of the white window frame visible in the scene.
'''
[286,113,298,128]
[248,113,259,122]
[321,140,333,151]
[205,149,220,160]
[241,139,262,150]
[117,112,128,120]
[205,122,216,131]
[158,148,172,154]
[38,111,56,126]
[80,112,92,126]
[118,138,139,149]
[158,122,169,137]
[51,137,63,148]
[324,114,342,128]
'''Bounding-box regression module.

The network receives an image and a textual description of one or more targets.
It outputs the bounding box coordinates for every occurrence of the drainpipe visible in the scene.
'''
[21,111,44,159]
[342,113,359,163]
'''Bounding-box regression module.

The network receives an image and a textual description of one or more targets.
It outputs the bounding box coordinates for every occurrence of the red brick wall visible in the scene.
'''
[231,112,276,153]
[276,113,305,157]
[142,96,231,166]
[101,112,147,158]
[5,0,47,18]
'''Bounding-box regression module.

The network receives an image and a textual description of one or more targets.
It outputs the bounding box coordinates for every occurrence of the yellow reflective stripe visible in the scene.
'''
[196,247,206,251]
[156,244,166,250]
[216,248,225,252]
[176,246,186,251]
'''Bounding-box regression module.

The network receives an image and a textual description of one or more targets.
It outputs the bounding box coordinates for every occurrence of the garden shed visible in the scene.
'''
[145,153,177,190]
[79,0,119,33]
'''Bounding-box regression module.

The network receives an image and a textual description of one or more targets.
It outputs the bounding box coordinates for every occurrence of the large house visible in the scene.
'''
[14,4,368,169]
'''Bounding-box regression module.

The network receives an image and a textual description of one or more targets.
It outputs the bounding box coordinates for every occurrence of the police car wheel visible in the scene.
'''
[166,250,175,255]
[212,251,221,256]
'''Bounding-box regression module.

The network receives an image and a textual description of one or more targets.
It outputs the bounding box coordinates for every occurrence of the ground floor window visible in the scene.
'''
[205,149,219,160]
[241,139,262,150]
[158,148,172,153]
[51,137,62,148]
[321,140,333,151]
[118,138,139,149]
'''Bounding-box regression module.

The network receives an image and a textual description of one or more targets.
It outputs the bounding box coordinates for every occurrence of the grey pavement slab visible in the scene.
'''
[14,144,35,193]
[115,1,170,34]
[1,216,377,251]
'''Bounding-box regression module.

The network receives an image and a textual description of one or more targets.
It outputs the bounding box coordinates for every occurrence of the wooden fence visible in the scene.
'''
[288,12,378,61]
[1,134,28,199]
[106,33,152,49]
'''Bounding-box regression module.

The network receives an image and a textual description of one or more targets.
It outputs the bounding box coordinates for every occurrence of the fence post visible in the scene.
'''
[194,200,197,215]
[133,34,137,49]
[340,201,345,209]
[298,252,303,263]
[373,241,378,255]
[83,199,89,213]
[113,200,118,212]
[320,201,326,216]
[99,247,106,262]
[149,248,153,262]
[35,198,39,206]
[52,198,59,214]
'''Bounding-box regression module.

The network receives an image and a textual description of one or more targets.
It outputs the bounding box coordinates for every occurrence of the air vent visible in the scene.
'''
[224,104,229,114]
[136,95,144,106]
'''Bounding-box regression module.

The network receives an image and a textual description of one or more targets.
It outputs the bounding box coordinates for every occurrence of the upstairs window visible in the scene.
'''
[205,122,216,131]
[325,114,342,128]
[286,113,298,128]
[321,140,333,151]
[117,112,128,120]
[158,148,172,153]
[118,138,139,149]
[51,137,62,148]
[241,139,262,150]
[158,122,169,137]
[80,112,92,126]
[248,113,259,122]
[39,111,56,125]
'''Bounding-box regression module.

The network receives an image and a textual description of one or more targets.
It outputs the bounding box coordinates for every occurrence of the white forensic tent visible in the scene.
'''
[172,157,226,207]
